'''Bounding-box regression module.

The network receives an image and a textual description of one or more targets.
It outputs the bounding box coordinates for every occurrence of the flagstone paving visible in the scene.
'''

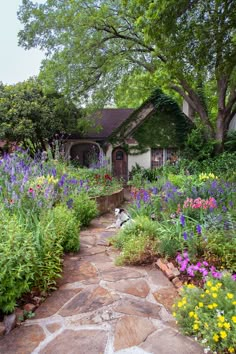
[0,212,204,354]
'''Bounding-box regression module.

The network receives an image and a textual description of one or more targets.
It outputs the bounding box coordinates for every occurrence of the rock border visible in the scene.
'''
[156,258,183,292]
[91,188,124,215]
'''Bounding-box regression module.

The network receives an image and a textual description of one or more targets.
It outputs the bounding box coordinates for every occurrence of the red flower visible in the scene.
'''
[28,187,34,193]
[36,184,41,189]
[104,174,112,181]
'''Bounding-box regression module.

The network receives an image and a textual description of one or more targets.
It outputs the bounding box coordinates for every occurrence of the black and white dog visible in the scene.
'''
[106,208,132,229]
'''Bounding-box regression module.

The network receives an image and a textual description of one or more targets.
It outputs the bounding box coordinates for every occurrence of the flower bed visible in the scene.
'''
[113,165,236,353]
[0,148,121,316]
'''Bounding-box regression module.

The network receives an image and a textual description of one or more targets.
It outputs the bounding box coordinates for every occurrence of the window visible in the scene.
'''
[116,150,124,160]
[151,149,163,168]
[151,148,178,168]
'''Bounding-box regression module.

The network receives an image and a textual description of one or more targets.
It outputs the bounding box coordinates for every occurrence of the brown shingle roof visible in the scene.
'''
[83,108,134,139]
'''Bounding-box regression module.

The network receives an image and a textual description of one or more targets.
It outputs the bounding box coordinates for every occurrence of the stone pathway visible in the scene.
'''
[0,212,204,354]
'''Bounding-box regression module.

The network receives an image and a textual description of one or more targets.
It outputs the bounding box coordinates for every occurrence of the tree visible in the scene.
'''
[18,0,236,151]
[0,78,82,151]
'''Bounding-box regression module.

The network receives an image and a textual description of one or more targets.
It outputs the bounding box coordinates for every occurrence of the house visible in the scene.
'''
[64,89,192,180]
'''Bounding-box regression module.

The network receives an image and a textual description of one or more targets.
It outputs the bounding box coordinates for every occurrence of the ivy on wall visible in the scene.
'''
[109,88,193,154]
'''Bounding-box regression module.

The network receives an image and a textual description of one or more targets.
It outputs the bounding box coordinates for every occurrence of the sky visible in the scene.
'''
[0,0,46,85]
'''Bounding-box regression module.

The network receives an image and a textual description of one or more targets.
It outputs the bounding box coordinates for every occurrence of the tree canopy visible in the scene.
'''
[18,0,236,150]
[0,78,82,151]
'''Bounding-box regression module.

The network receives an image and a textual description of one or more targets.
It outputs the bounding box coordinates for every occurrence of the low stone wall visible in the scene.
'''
[91,189,124,215]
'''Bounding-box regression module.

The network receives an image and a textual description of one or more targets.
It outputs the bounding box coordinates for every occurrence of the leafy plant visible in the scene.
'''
[0,210,36,313]
[113,216,159,265]
[68,192,98,227]
[173,275,236,353]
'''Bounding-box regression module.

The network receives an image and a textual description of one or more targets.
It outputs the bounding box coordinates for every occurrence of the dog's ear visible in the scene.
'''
[119,208,125,213]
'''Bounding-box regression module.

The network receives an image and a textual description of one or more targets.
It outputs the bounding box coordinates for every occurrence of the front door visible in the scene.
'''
[112,147,128,181]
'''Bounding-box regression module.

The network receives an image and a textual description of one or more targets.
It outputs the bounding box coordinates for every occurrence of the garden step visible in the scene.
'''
[0,210,204,354]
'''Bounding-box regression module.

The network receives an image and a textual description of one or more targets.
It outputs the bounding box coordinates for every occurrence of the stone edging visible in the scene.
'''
[156,258,183,293]
[90,188,124,215]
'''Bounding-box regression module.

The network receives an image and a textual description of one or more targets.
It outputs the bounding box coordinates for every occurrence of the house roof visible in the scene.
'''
[82,108,134,140]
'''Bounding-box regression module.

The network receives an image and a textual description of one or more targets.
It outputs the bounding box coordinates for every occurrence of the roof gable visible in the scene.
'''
[83,108,134,139]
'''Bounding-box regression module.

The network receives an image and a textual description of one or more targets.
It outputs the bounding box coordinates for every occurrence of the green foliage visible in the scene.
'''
[69,193,98,227]
[32,214,64,291]
[113,216,159,265]
[225,131,236,152]
[41,204,80,253]
[0,78,81,151]
[0,210,36,313]
[204,228,236,272]
[18,0,236,151]
[182,128,215,161]
[174,275,236,353]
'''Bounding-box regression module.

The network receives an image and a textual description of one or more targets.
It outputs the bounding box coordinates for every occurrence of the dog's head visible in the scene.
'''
[115,208,125,217]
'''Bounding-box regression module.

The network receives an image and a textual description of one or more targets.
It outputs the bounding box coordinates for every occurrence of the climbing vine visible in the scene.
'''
[109,88,193,154]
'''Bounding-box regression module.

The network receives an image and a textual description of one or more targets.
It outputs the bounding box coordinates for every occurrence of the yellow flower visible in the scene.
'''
[218,322,223,328]
[193,313,198,320]
[208,304,213,309]
[177,302,183,308]
[233,301,236,305]
[212,293,218,298]
[198,302,204,307]
[218,315,225,322]
[206,281,212,287]
[189,311,194,318]
[227,293,234,299]
[173,312,176,317]
[212,303,218,308]
[232,316,236,323]
[200,294,205,298]
[205,289,210,294]
[213,333,219,342]
[220,330,227,339]
[211,286,217,292]
[193,323,199,330]
[228,347,235,353]
[216,282,222,288]
[187,284,195,289]
[223,322,231,330]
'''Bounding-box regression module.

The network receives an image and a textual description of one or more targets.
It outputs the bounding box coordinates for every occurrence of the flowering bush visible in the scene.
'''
[173,275,236,353]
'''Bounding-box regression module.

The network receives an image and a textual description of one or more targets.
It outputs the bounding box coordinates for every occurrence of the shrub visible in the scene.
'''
[32,215,64,290]
[204,229,236,273]
[68,193,98,227]
[0,211,36,313]
[41,204,80,252]
[173,274,236,353]
[113,216,159,265]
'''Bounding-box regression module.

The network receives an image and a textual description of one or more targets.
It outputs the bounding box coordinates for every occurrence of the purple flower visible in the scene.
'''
[180,214,185,227]
[196,224,202,234]
[66,198,74,209]
[183,231,188,240]
[152,187,158,195]
[232,274,236,281]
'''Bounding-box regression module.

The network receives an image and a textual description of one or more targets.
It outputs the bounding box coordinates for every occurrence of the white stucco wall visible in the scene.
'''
[128,148,151,172]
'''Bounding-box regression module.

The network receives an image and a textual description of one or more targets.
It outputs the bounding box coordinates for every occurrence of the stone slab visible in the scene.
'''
[59,286,119,317]
[35,289,82,319]
[153,287,179,312]
[146,268,173,289]
[114,316,155,351]
[114,299,161,319]
[41,329,108,354]
[102,268,144,282]
[46,322,62,333]
[57,260,99,286]
[140,328,204,354]
[0,324,45,354]
[107,279,150,298]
